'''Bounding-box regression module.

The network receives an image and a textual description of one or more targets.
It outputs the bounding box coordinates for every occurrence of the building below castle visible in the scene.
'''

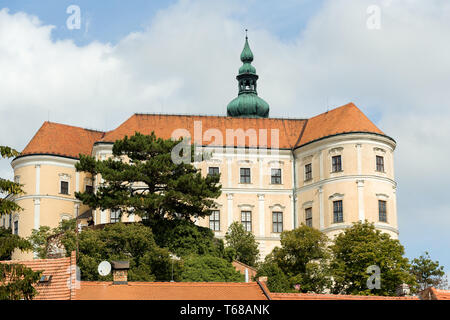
[3,37,399,260]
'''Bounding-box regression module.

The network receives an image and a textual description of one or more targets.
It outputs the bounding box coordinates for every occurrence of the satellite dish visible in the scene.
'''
[98,261,111,276]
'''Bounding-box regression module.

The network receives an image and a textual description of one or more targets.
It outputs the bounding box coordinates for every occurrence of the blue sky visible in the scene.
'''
[0,0,449,277]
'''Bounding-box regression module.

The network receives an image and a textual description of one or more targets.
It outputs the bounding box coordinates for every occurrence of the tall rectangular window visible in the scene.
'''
[305,163,312,181]
[240,168,251,184]
[85,185,93,194]
[332,155,342,172]
[241,211,252,232]
[376,156,384,172]
[305,208,313,227]
[60,181,69,195]
[209,210,220,231]
[208,167,220,176]
[13,220,18,235]
[271,168,282,184]
[110,210,120,223]
[333,200,343,223]
[379,200,387,222]
[272,212,283,233]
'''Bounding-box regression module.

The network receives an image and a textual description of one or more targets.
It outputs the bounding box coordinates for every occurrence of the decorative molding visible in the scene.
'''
[268,160,284,167]
[59,173,71,180]
[329,193,344,200]
[257,194,265,201]
[237,159,254,165]
[376,193,390,200]
[356,179,365,187]
[302,155,313,163]
[373,147,386,154]
[238,204,255,210]
[302,201,313,208]
[269,203,286,210]
[226,193,234,200]
[328,147,344,154]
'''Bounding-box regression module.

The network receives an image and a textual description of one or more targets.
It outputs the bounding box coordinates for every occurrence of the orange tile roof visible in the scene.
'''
[232,261,258,281]
[100,114,306,149]
[0,251,77,300]
[419,287,450,300]
[269,292,418,300]
[21,122,104,159]
[297,103,385,147]
[76,281,268,300]
[19,103,389,158]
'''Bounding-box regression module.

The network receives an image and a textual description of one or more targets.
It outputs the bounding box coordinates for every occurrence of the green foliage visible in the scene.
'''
[75,132,221,221]
[225,222,259,267]
[0,146,23,216]
[0,227,32,260]
[330,221,416,296]
[146,218,225,258]
[77,223,177,281]
[0,263,41,300]
[410,251,447,291]
[180,255,244,282]
[257,224,331,293]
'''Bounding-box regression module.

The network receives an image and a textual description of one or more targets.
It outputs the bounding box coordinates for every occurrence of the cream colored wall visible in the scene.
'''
[10,133,398,261]
[294,133,398,241]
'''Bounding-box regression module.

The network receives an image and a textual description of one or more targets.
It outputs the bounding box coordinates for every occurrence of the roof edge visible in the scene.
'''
[295,131,396,150]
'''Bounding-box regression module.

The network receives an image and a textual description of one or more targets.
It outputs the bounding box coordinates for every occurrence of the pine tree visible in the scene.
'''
[75,132,222,221]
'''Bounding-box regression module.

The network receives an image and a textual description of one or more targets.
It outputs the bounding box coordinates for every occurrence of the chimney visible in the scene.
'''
[245,268,249,283]
[111,261,130,285]
[396,283,411,296]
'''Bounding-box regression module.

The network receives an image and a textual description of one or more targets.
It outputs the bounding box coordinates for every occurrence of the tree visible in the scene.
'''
[145,218,226,258]
[410,251,447,291]
[75,132,221,221]
[330,221,416,296]
[225,222,260,267]
[0,146,23,218]
[0,263,41,300]
[0,227,32,260]
[180,255,244,282]
[257,224,331,293]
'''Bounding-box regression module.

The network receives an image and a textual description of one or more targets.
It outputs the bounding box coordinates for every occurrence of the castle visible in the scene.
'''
[4,36,398,260]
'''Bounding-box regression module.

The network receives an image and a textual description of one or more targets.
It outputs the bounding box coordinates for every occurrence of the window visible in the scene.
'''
[240,168,251,184]
[85,185,93,194]
[209,210,220,231]
[333,200,343,223]
[241,211,252,232]
[271,168,282,184]
[332,155,342,172]
[110,210,120,223]
[9,214,12,229]
[272,212,283,233]
[13,220,18,235]
[208,167,220,176]
[379,200,387,222]
[60,181,69,195]
[305,208,312,227]
[376,156,384,172]
[305,163,312,181]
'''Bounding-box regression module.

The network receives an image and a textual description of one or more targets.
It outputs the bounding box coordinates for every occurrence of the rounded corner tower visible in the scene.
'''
[226,34,270,118]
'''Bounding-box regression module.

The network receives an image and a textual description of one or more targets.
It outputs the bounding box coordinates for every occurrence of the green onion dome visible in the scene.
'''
[227,35,270,118]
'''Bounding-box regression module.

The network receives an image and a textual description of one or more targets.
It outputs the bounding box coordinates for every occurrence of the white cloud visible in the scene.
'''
[0,0,449,270]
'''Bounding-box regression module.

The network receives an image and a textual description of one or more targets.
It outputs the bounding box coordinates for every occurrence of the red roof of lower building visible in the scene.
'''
[419,287,450,300]
[0,251,77,300]
[270,292,418,300]
[75,281,268,300]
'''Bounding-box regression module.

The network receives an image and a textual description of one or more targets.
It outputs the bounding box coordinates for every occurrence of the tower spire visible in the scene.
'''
[226,33,270,118]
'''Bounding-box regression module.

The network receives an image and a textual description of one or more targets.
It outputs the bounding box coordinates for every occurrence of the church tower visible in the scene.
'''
[227,33,270,118]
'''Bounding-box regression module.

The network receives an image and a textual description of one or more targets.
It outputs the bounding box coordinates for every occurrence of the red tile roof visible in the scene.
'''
[270,292,418,300]
[76,281,268,300]
[232,261,258,281]
[21,122,104,159]
[0,251,77,300]
[419,287,450,300]
[18,103,388,159]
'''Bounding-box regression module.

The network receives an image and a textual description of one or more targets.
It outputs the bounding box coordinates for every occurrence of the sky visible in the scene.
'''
[0,0,449,275]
